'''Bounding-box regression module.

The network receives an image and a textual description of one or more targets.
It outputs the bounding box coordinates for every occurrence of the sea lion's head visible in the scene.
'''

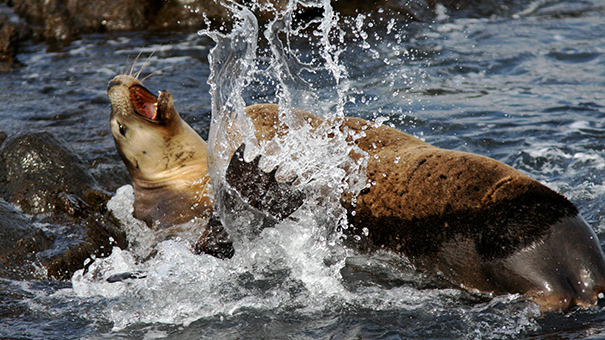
[107,75,186,178]
[107,75,213,227]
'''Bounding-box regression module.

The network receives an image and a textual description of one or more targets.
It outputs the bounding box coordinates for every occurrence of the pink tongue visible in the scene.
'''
[131,87,158,120]
[138,101,157,120]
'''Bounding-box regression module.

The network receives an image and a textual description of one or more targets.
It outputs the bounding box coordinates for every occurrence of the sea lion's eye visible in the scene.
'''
[118,122,127,136]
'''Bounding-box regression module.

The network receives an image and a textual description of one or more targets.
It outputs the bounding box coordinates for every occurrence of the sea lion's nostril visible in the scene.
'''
[107,79,121,89]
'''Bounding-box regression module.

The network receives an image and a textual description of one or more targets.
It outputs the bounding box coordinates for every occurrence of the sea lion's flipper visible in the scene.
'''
[194,213,235,259]
[225,144,305,221]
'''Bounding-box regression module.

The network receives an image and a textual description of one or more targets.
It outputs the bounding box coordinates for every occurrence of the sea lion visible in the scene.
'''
[339,117,605,312]
[106,76,605,312]
[106,75,301,259]
[235,104,605,312]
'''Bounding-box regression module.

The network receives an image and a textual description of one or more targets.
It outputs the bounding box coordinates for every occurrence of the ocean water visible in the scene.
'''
[1,0,605,338]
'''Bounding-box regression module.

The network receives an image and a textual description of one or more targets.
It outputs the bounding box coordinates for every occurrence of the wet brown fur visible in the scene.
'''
[243,104,579,291]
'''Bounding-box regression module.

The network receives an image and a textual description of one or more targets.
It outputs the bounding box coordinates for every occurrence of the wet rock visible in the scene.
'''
[437,0,527,18]
[0,132,128,280]
[0,0,438,46]
[333,0,435,21]
[0,198,127,280]
[11,0,76,43]
[151,0,231,31]
[0,16,18,72]
[1,0,531,73]
[0,200,53,279]
[0,132,107,216]
[0,7,31,72]
[45,212,127,280]
[65,0,158,33]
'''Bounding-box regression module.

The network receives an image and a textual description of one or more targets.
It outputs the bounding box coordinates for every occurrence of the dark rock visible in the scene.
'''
[45,212,127,280]
[11,0,76,42]
[65,0,158,32]
[150,0,231,31]
[0,0,531,73]
[437,0,527,18]
[0,200,54,279]
[0,16,18,72]
[0,6,31,72]
[333,0,435,21]
[41,0,77,42]
[0,132,108,216]
[0,132,128,280]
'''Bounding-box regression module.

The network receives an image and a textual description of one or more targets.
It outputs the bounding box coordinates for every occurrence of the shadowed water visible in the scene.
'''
[1,0,605,339]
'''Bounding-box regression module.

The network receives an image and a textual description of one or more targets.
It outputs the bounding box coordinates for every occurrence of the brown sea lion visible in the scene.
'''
[106,76,605,312]
[237,103,605,312]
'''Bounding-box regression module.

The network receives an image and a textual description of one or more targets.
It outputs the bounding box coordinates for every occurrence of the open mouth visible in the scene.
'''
[130,85,159,121]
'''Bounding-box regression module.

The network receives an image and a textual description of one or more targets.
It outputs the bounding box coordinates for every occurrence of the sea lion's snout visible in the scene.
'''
[107,78,122,90]
[488,214,605,312]
[107,75,138,95]
[107,75,178,127]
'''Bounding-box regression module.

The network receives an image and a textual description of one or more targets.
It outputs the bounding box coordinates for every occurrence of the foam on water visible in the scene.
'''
[75,185,351,330]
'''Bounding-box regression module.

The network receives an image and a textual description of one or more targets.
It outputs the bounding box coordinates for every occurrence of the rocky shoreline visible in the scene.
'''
[0,0,524,72]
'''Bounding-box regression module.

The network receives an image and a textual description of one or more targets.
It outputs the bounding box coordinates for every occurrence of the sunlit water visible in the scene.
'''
[1,0,605,339]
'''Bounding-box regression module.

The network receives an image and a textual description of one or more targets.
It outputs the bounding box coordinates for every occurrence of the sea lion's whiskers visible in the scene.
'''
[117,53,136,76]
[135,48,159,79]
[129,50,145,77]
[134,44,165,79]
[141,65,175,82]
[120,56,130,76]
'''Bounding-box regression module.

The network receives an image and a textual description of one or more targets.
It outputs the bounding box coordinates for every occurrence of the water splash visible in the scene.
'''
[200,1,368,247]
[203,6,260,189]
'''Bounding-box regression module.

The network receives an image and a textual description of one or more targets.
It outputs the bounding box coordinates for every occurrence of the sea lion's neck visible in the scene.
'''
[131,163,214,228]
[129,122,208,185]
[132,163,209,191]
[128,122,214,227]
[132,175,213,228]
